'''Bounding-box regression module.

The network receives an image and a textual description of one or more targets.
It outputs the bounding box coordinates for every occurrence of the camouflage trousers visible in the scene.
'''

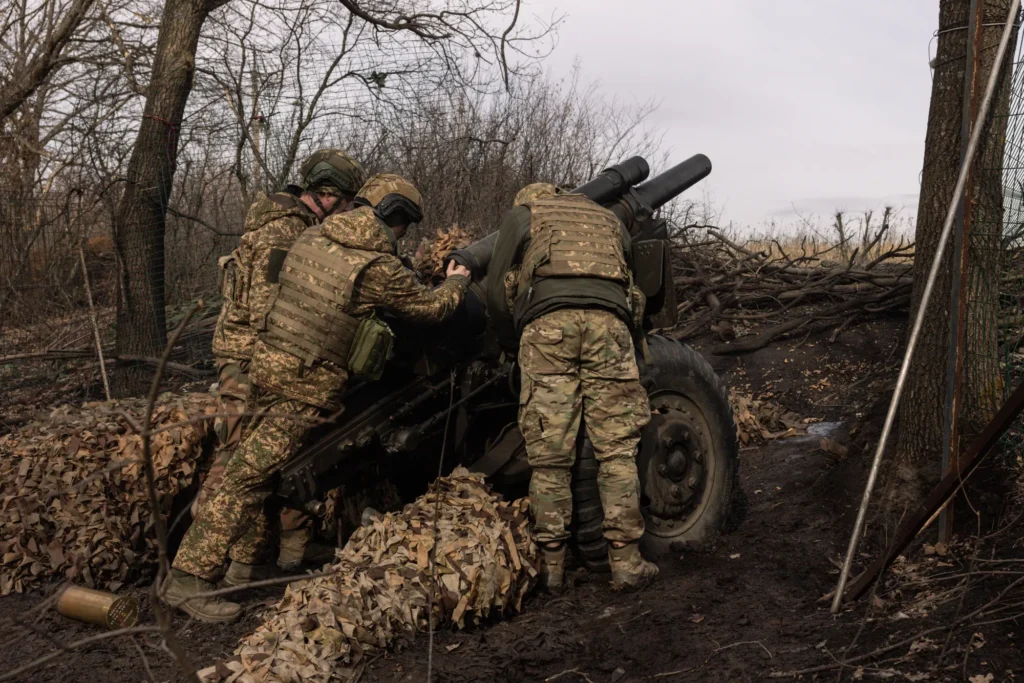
[196,362,311,557]
[173,387,320,580]
[193,360,250,515]
[518,308,650,546]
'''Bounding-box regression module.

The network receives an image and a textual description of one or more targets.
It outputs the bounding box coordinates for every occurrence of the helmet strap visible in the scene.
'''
[309,191,343,219]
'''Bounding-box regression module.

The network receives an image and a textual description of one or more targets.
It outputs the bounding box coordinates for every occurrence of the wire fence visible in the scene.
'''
[961,13,1024,461]
[0,0,665,403]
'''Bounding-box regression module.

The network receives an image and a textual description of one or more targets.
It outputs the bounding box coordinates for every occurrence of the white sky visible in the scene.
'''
[530,0,938,230]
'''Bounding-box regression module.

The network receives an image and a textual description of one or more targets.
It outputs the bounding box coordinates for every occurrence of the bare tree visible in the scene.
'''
[0,0,98,122]
[892,0,1018,508]
[110,0,550,394]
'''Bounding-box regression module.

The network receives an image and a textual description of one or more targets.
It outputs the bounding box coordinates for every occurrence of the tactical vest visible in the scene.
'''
[261,227,381,368]
[518,194,628,293]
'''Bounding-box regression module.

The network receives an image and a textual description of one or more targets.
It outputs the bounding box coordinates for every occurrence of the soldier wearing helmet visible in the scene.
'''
[486,181,658,593]
[195,149,364,598]
[165,174,471,622]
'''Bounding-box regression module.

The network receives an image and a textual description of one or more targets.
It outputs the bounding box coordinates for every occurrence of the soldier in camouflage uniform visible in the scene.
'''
[487,183,659,592]
[164,174,471,622]
[199,149,366,574]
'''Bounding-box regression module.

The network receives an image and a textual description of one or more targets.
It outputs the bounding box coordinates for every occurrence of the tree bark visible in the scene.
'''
[963,2,1016,431]
[112,0,228,394]
[893,0,1016,506]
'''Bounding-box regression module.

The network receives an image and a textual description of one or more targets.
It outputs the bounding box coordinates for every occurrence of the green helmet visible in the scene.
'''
[513,182,558,207]
[299,149,365,197]
[355,173,424,224]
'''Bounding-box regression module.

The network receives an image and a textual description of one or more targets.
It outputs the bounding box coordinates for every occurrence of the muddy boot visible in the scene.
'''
[222,560,285,587]
[609,541,659,591]
[539,543,567,593]
[277,527,337,571]
[161,569,241,623]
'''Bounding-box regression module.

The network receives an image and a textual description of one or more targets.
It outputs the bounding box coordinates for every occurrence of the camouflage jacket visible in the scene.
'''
[249,206,469,411]
[211,191,318,362]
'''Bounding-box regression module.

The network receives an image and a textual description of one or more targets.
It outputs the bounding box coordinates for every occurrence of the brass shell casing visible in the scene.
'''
[56,585,139,629]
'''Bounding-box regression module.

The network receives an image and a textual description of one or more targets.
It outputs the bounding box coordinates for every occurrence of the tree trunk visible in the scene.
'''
[963,2,1016,432]
[112,0,226,394]
[893,0,1016,507]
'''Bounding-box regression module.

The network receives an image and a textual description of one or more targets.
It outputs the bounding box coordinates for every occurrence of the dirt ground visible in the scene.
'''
[5,318,1022,682]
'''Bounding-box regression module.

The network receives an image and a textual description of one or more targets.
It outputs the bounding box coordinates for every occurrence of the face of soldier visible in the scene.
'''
[381,211,411,238]
[301,191,350,220]
[314,191,341,217]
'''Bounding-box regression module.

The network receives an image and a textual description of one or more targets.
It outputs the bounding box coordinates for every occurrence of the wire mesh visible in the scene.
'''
[965,16,1024,456]
[0,0,651,400]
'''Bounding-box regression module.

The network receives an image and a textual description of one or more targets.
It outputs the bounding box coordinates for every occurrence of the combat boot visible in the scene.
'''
[608,541,659,591]
[277,527,337,571]
[539,543,567,593]
[222,560,286,587]
[161,569,241,623]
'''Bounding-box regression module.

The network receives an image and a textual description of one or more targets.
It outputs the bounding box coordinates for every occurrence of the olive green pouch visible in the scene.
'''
[347,315,394,381]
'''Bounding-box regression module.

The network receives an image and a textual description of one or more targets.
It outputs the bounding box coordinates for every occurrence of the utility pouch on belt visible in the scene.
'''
[347,315,393,381]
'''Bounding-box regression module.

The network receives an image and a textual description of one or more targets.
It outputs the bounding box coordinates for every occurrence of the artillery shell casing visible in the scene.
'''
[56,585,139,629]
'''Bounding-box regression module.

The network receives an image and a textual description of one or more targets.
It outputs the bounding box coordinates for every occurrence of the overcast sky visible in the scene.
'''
[531,0,938,230]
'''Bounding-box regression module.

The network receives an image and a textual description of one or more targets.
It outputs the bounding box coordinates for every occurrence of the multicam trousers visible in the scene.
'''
[518,308,650,545]
[173,387,320,580]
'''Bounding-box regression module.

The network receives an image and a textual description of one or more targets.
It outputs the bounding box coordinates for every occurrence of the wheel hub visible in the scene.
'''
[639,392,715,537]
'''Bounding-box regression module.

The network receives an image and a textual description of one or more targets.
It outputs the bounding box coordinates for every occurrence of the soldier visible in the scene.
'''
[486,182,659,592]
[164,174,471,622]
[199,149,365,573]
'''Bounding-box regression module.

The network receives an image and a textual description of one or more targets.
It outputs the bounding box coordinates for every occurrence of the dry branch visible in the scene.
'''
[668,225,915,352]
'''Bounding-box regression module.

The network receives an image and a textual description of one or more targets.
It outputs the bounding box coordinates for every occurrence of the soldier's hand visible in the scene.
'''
[446,261,471,279]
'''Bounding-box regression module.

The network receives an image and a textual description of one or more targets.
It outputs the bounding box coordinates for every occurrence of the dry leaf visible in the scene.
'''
[819,438,848,459]
[728,389,806,445]
[969,675,994,683]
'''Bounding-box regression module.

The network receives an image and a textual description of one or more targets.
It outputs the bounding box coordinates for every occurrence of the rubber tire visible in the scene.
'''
[570,335,740,572]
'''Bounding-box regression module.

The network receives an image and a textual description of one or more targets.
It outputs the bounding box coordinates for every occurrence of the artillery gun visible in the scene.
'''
[173,155,739,571]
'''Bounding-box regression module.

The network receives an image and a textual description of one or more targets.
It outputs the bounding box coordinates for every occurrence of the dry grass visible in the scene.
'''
[697,206,916,267]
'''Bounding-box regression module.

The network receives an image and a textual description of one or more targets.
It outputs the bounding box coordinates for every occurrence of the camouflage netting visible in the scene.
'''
[201,467,537,683]
[0,393,216,595]
[413,225,474,278]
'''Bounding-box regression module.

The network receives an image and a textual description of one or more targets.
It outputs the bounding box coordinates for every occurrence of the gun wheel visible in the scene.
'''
[570,335,740,572]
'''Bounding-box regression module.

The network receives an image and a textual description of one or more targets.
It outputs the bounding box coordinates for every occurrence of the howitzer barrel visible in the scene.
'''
[570,156,650,205]
[631,153,711,213]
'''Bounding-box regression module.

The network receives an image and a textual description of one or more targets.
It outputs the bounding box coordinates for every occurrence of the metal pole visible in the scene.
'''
[939,0,983,544]
[830,0,1023,614]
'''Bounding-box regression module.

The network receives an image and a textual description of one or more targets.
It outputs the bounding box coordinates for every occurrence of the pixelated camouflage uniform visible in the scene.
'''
[487,187,649,546]
[173,205,468,580]
[198,191,319,551]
